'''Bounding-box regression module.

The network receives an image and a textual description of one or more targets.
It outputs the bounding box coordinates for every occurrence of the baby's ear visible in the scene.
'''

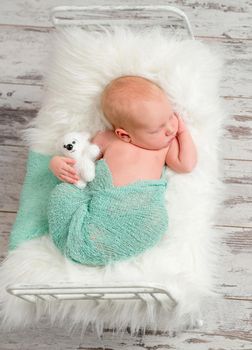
[115,128,131,143]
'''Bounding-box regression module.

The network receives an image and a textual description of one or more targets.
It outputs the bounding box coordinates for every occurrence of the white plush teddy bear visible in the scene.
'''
[59,131,100,189]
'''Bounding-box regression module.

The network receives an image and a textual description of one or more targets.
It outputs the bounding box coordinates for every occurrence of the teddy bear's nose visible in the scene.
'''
[65,144,73,151]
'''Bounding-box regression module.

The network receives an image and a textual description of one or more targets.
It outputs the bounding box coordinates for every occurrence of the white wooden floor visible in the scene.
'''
[0,0,251,349]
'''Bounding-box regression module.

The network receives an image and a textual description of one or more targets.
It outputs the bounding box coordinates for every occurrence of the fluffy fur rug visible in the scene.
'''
[0,26,226,334]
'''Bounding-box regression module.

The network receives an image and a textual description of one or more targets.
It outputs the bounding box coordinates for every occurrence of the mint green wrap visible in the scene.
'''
[9,151,60,250]
[47,159,169,266]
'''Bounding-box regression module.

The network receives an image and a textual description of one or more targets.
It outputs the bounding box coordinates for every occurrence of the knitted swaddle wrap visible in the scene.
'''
[47,159,169,265]
[9,151,60,250]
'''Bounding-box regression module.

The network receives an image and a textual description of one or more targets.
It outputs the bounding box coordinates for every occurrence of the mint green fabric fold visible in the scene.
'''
[9,152,168,266]
[9,150,60,250]
[48,159,169,266]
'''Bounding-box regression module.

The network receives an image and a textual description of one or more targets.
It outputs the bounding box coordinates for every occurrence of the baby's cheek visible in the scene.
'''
[148,135,159,144]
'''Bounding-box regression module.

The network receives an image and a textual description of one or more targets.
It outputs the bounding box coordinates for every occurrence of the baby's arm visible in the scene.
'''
[49,156,80,184]
[91,129,115,157]
[165,114,197,173]
[49,130,114,184]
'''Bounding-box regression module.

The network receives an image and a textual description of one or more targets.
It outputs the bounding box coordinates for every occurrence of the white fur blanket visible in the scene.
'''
[0,26,226,334]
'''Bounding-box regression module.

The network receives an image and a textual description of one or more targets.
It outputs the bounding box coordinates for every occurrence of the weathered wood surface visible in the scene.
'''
[0,28,251,97]
[0,0,251,348]
[1,0,251,39]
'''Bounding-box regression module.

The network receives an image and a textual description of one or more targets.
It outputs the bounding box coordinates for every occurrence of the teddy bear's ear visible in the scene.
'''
[80,131,91,140]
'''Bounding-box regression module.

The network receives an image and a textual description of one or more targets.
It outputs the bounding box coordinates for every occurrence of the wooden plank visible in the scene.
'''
[217,180,252,227]
[0,27,49,86]
[0,212,14,261]
[0,83,43,110]
[0,109,35,146]
[0,146,27,212]
[223,96,252,117]
[222,96,252,161]
[0,0,251,39]
[215,226,252,297]
[202,36,252,99]
[223,159,252,185]
[136,325,252,349]
[222,116,252,160]
[0,322,84,349]
[0,28,251,97]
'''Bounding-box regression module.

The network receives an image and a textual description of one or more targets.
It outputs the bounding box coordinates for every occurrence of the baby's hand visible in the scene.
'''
[49,156,80,184]
[175,112,187,135]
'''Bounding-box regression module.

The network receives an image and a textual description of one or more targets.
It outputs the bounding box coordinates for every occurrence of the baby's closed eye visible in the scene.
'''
[148,129,161,134]
[148,124,166,134]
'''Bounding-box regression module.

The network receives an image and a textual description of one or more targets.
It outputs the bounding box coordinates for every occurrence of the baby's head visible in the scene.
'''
[101,76,178,150]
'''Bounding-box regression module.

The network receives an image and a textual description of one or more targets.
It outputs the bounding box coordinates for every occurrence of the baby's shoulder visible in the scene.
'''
[91,129,116,153]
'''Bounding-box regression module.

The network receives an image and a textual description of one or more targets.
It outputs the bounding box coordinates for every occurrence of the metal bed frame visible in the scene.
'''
[7,282,177,306]
[7,5,194,307]
[50,5,194,39]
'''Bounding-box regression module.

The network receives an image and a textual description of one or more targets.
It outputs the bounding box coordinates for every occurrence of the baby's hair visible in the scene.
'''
[100,75,164,129]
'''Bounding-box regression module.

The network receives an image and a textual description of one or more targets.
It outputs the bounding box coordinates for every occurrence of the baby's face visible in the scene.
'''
[125,93,179,150]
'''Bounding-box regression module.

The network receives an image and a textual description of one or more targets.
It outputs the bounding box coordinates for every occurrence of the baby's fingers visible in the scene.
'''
[60,169,79,179]
[59,173,79,184]
[64,158,76,165]
[62,165,77,176]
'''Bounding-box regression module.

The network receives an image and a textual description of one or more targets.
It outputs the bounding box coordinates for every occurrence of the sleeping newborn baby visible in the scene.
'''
[47,76,197,265]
